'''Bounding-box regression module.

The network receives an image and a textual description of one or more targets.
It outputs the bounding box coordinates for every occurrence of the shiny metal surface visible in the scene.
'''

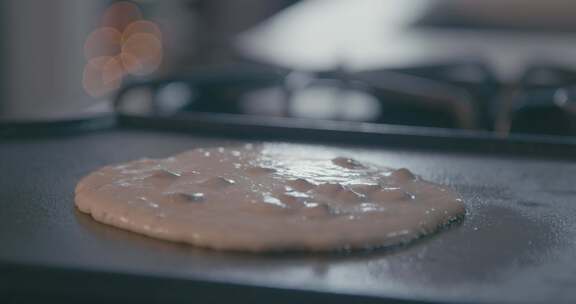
[1,129,576,303]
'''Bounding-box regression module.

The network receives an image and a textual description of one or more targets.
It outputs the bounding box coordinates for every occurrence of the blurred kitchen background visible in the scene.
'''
[5,0,576,136]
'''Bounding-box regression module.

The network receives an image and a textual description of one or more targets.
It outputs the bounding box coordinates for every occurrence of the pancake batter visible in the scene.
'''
[75,144,465,252]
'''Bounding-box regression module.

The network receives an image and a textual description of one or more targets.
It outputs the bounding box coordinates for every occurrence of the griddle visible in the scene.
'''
[2,114,576,304]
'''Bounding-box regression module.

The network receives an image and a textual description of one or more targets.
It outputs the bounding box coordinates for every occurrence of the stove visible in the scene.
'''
[111,60,576,138]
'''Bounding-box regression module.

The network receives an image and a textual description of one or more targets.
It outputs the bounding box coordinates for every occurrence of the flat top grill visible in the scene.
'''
[2,124,576,303]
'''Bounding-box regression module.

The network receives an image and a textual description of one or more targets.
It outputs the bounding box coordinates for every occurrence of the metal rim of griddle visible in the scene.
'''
[4,109,576,158]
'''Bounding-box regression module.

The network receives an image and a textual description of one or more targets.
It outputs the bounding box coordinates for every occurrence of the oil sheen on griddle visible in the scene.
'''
[75,144,465,252]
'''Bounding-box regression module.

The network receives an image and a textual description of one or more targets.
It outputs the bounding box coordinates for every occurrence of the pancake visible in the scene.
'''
[75,144,465,252]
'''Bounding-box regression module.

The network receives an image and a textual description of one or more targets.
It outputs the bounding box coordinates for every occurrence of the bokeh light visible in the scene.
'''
[122,20,162,43]
[101,1,142,32]
[121,33,163,76]
[83,1,163,98]
[84,27,122,60]
[83,56,124,98]
[102,56,125,86]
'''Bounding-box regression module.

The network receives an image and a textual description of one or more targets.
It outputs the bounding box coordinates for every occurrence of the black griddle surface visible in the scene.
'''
[1,129,576,303]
